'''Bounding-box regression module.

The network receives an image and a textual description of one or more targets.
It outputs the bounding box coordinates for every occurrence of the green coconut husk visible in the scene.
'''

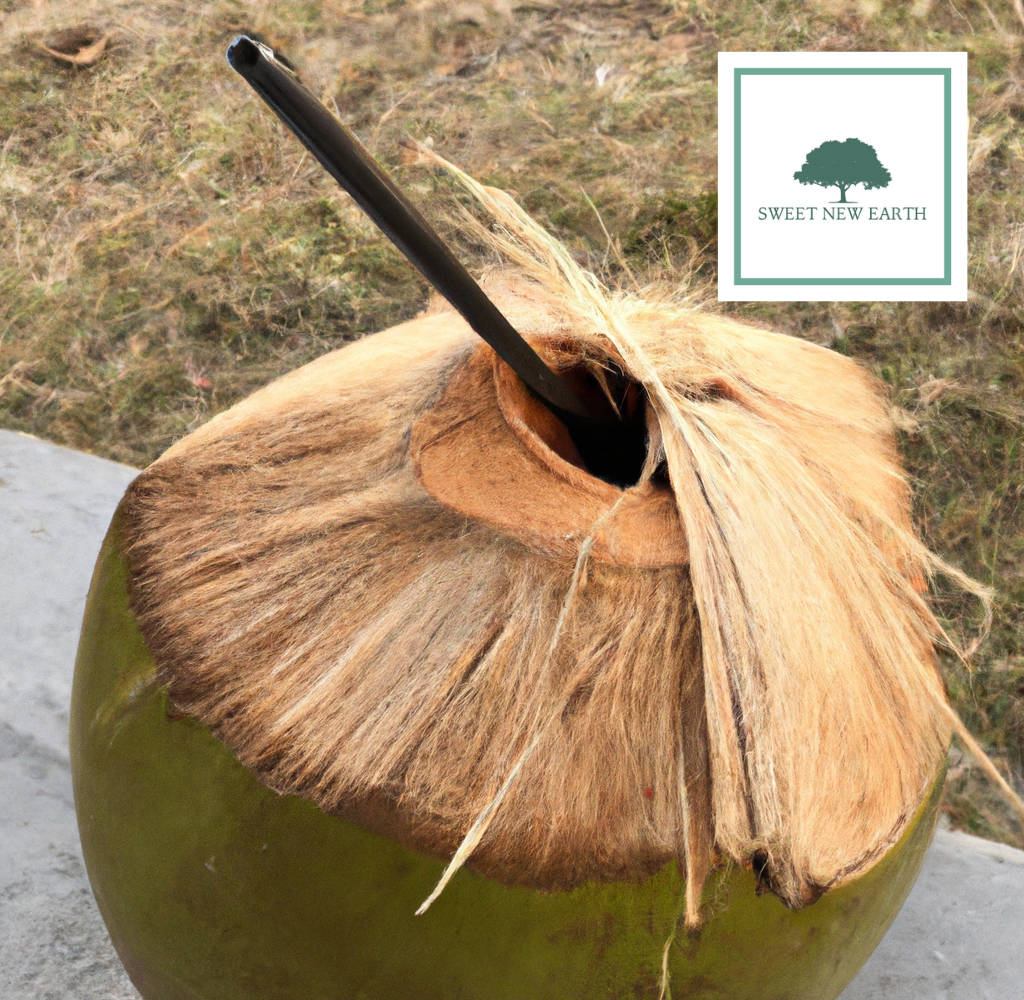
[72,511,946,1000]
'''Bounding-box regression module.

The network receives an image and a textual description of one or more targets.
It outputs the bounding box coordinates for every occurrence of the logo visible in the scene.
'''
[718,52,967,302]
[755,138,930,224]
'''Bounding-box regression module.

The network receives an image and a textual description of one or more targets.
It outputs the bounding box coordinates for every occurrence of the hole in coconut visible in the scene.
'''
[412,345,688,568]
[554,362,650,489]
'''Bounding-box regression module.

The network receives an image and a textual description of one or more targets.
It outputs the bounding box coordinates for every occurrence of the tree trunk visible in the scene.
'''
[838,186,848,203]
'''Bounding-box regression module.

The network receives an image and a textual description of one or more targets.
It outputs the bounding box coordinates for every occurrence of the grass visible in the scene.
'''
[1,0,1023,849]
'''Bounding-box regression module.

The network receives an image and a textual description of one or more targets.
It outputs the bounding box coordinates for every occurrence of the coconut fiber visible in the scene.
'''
[121,162,1010,929]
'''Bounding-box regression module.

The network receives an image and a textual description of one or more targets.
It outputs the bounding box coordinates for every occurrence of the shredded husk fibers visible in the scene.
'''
[122,158,1013,930]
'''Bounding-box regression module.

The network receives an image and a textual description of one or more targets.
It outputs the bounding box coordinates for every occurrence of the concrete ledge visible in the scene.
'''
[1,427,1021,999]
[0,430,138,999]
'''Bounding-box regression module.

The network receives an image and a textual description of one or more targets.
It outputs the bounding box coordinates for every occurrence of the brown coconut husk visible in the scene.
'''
[122,162,1018,930]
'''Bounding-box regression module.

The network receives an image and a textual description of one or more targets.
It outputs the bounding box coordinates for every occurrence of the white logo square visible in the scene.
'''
[718,52,967,301]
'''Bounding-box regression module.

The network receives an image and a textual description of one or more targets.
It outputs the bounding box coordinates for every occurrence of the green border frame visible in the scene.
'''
[733,67,952,286]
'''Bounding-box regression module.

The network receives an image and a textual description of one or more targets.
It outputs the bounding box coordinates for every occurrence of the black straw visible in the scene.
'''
[225,34,604,424]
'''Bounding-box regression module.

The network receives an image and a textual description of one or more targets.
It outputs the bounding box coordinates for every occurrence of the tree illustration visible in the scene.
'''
[793,138,891,203]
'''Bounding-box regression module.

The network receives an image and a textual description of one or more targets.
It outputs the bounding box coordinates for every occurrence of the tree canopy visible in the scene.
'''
[793,138,891,203]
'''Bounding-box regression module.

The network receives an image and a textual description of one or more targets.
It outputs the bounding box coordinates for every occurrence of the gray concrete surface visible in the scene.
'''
[843,829,1024,999]
[1,429,138,999]
[0,426,1021,999]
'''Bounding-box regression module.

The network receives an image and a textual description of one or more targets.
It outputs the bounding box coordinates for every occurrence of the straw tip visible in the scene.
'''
[226,35,260,71]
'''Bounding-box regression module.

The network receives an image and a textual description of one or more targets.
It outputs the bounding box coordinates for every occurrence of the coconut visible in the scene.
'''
[71,168,1014,1000]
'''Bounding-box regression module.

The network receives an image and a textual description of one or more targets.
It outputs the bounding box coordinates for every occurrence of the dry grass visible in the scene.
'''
[2,0,1023,849]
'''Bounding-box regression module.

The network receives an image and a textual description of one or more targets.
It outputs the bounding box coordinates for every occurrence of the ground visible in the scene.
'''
[0,0,1022,848]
